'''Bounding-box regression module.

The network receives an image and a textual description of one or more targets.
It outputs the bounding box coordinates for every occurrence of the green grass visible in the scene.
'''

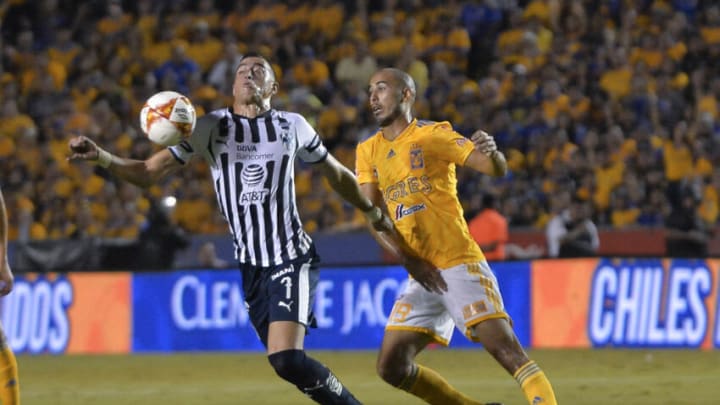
[19,349,720,404]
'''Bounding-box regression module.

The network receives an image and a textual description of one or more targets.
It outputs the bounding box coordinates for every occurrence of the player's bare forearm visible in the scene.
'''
[69,135,180,188]
[368,215,448,294]
[369,227,404,260]
[317,154,374,211]
[367,218,414,261]
[106,151,179,188]
[359,184,400,254]
[465,130,507,177]
[488,150,508,177]
[359,183,414,260]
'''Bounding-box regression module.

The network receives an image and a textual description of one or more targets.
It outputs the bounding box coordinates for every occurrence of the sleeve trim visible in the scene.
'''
[168,148,187,165]
[306,150,329,164]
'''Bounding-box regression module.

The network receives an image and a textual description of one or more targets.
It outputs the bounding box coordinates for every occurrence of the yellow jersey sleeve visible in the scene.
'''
[426,122,474,166]
[355,136,378,184]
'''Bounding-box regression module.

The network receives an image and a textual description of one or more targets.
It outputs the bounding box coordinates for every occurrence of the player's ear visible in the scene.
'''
[401,87,414,103]
[270,81,279,96]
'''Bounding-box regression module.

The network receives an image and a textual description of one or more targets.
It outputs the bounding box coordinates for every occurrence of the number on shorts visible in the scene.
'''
[280,276,292,300]
[390,303,412,323]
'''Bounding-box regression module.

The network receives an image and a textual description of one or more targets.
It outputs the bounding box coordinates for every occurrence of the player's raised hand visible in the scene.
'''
[68,135,100,162]
[0,259,14,297]
[470,130,497,155]
[402,255,447,294]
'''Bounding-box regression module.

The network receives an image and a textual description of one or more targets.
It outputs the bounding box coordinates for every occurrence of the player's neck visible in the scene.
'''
[233,101,270,118]
[381,116,414,141]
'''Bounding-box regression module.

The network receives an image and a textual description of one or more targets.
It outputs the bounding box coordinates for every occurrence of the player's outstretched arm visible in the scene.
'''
[68,135,182,188]
[315,153,392,230]
[0,187,14,296]
[463,130,508,177]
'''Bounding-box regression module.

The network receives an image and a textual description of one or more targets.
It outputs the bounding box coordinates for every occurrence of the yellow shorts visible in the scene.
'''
[386,261,509,345]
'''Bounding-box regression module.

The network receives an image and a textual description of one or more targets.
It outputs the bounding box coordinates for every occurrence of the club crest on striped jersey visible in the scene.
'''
[279,120,294,151]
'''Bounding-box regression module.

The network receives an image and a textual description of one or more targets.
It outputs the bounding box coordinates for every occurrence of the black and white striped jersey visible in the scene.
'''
[168,108,328,267]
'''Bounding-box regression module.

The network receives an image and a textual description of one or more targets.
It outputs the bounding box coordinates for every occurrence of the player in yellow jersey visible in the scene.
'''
[0,186,20,404]
[356,68,557,405]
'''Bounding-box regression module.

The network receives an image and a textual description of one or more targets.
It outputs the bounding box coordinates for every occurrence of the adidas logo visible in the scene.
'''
[386,149,396,158]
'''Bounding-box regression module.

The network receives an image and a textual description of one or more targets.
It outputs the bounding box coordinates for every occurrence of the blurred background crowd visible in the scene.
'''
[0,0,718,252]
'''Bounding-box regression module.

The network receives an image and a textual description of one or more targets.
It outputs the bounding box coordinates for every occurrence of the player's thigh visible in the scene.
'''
[386,278,454,347]
[266,257,319,326]
[441,261,510,342]
[267,256,319,349]
[267,321,306,354]
[242,253,320,349]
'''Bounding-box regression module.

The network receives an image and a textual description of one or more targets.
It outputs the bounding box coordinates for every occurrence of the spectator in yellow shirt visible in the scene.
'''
[292,46,332,98]
[600,48,633,99]
[335,39,378,88]
[142,28,175,69]
[282,0,311,35]
[192,0,221,29]
[223,1,251,40]
[700,5,720,45]
[96,0,132,39]
[186,20,223,73]
[630,34,664,71]
[0,99,36,139]
[47,27,80,71]
[370,16,406,66]
[246,0,285,32]
[309,0,344,43]
[424,12,471,73]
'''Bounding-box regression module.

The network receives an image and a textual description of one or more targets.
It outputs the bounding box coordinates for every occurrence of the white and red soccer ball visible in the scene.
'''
[139,91,197,146]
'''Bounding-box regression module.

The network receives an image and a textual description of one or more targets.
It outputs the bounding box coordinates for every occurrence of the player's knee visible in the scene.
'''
[268,349,306,382]
[376,355,409,386]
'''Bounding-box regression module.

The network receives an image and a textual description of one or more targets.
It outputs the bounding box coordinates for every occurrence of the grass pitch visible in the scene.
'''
[19,348,720,404]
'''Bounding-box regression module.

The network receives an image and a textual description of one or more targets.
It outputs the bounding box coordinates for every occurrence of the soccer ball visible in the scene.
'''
[140,91,197,146]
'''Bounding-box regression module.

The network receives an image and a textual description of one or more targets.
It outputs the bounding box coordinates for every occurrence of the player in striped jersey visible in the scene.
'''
[69,53,391,404]
[356,68,557,405]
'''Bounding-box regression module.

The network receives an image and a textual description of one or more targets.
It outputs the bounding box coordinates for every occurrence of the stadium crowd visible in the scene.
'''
[0,0,718,244]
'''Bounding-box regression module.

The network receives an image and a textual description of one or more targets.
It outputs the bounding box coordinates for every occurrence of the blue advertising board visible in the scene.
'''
[132,264,531,352]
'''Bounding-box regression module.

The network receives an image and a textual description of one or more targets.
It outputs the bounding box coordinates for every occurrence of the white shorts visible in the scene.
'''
[386,261,509,345]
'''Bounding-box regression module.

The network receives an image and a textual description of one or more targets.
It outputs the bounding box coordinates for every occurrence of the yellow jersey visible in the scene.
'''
[356,119,485,269]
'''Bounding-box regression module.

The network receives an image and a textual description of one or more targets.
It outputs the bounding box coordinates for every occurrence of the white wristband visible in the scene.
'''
[364,206,383,223]
[96,148,114,169]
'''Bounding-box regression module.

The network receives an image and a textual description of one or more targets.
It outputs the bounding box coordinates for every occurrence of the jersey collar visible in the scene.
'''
[228,107,274,119]
[382,118,417,143]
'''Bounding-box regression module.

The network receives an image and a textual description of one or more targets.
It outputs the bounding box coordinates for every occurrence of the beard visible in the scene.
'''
[376,105,403,127]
